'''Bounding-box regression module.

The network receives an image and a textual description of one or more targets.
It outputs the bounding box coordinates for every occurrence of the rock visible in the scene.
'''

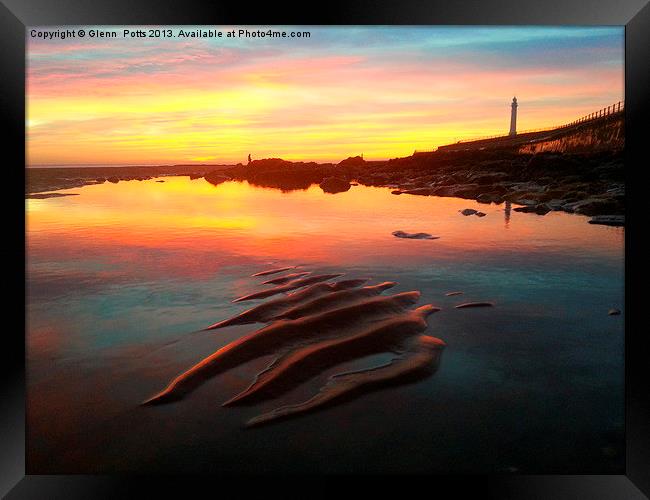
[452,183,483,198]
[319,177,351,194]
[107,177,119,183]
[513,181,546,193]
[26,192,80,199]
[469,172,509,185]
[487,184,510,196]
[565,197,623,216]
[337,156,365,168]
[512,198,539,206]
[524,153,581,174]
[95,178,106,183]
[606,186,624,196]
[392,231,439,240]
[205,171,231,186]
[369,173,388,184]
[588,215,625,227]
[546,199,567,211]
[476,193,502,204]
[189,173,203,180]
[459,208,486,217]
[445,291,463,296]
[513,204,550,215]
[432,183,481,198]
[608,308,621,316]
[156,180,165,183]
[391,190,403,195]
[401,187,434,196]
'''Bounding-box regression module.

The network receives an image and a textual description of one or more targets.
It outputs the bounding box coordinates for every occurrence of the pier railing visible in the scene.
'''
[557,100,624,129]
[414,100,624,153]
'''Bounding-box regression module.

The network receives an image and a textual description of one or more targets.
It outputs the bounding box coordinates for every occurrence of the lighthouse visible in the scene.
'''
[509,96,518,136]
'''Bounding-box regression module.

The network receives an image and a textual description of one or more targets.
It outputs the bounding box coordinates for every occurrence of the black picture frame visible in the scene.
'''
[2,1,648,497]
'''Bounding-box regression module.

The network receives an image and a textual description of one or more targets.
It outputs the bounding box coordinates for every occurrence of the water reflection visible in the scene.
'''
[26,177,622,270]
[25,176,625,474]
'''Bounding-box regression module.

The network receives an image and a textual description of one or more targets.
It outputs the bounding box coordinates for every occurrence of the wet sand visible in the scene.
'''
[144,268,448,425]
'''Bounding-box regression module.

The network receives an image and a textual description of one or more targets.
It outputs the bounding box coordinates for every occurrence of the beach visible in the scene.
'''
[26,176,624,473]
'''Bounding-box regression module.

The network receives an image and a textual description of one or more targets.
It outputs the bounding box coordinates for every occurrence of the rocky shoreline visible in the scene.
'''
[26,164,231,194]
[221,150,624,225]
[372,150,624,223]
[26,148,624,226]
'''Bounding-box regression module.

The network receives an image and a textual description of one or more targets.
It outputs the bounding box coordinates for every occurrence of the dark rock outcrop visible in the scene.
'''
[204,171,231,186]
[337,156,365,168]
[392,231,439,240]
[26,192,80,199]
[319,177,351,194]
[513,204,551,215]
[588,215,625,226]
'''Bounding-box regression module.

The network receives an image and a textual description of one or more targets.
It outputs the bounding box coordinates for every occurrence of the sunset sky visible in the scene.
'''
[27,26,624,165]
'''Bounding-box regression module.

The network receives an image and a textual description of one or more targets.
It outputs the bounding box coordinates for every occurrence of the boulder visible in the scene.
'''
[319,177,351,194]
[476,193,503,204]
[205,171,231,186]
[588,215,625,227]
[513,204,551,215]
[565,197,623,216]
[511,197,540,206]
[546,199,567,211]
[452,183,483,198]
[392,230,439,240]
[469,172,509,185]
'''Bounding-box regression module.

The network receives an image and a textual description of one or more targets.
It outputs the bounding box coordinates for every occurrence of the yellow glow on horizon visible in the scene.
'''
[27,29,624,165]
[28,87,620,165]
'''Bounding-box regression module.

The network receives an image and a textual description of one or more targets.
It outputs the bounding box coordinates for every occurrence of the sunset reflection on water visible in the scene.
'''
[27,176,623,275]
[26,176,625,474]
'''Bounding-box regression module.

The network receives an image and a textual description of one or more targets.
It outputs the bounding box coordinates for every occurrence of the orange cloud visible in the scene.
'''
[27,27,624,165]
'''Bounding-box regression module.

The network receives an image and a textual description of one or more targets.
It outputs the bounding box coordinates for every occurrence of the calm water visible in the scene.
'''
[26,176,624,474]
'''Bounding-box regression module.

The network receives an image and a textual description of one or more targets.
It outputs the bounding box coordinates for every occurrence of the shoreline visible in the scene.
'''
[26,148,625,226]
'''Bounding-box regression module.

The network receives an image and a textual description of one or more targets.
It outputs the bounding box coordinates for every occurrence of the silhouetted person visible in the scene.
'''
[248,154,252,164]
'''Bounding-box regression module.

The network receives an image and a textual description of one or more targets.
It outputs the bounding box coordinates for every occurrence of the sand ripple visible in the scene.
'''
[144,267,447,427]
